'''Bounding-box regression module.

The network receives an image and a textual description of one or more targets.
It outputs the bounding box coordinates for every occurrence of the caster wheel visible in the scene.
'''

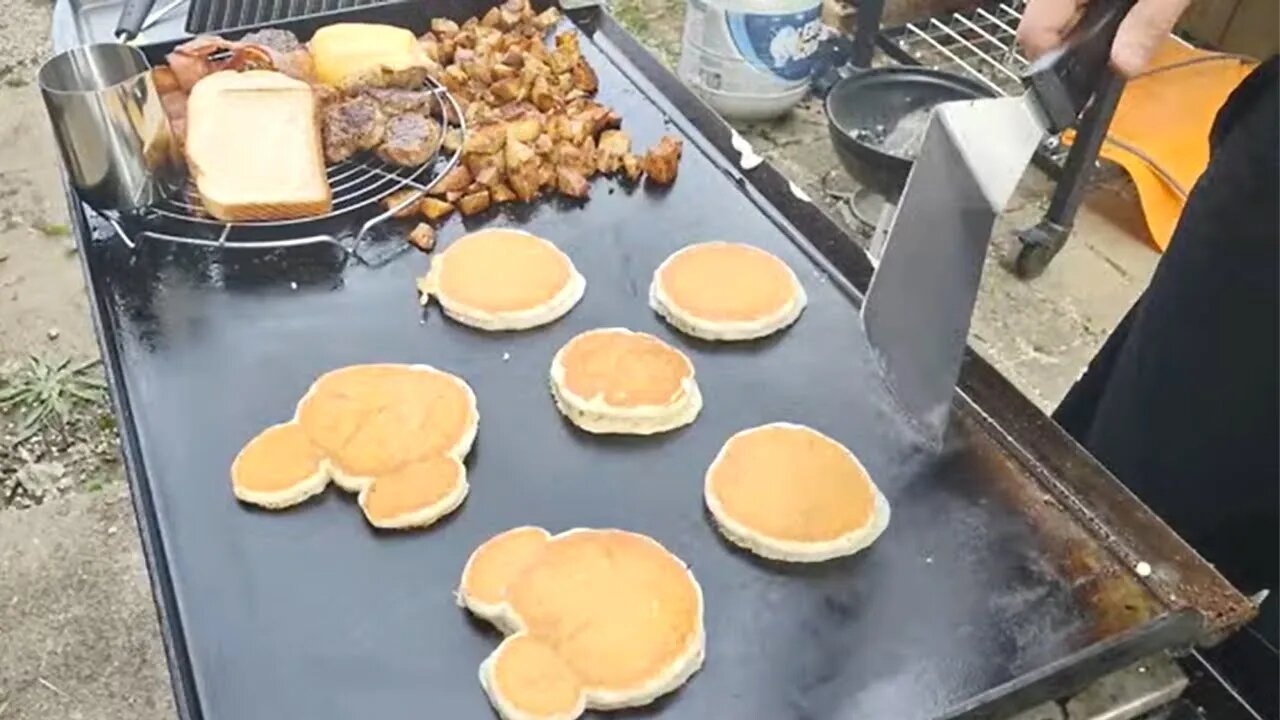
[1014,221,1069,280]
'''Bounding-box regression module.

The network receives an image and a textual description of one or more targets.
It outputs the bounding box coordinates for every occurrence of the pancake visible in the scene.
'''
[295,363,478,492]
[417,228,586,331]
[549,328,702,435]
[704,422,890,562]
[459,527,705,719]
[357,455,468,529]
[230,363,477,531]
[231,422,328,508]
[650,242,806,341]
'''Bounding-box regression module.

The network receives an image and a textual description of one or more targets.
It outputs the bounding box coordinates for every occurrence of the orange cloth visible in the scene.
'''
[1065,40,1256,250]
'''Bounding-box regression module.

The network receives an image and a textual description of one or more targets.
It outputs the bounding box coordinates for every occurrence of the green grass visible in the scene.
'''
[34,221,71,238]
[612,0,651,37]
[0,356,106,446]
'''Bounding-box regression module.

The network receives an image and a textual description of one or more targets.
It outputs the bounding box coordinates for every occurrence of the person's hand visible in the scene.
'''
[1017,0,1192,77]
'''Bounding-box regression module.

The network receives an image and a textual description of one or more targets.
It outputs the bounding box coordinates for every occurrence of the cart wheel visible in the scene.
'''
[1014,220,1070,280]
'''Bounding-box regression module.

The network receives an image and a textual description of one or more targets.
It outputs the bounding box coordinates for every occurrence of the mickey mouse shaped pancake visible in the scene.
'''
[231,363,478,529]
[458,527,705,719]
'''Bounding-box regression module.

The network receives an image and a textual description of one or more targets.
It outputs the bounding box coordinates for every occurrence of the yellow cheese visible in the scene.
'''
[309,23,430,88]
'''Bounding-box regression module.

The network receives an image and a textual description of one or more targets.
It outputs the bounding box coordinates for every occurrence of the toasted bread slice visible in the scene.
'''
[185,70,331,222]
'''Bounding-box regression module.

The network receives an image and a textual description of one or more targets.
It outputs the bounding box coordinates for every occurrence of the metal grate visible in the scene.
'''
[879,1,1029,97]
[185,0,386,34]
[152,154,435,229]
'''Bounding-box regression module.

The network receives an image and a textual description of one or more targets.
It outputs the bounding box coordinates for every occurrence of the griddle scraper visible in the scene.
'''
[861,0,1133,441]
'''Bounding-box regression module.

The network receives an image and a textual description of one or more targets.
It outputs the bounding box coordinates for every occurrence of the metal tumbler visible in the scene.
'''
[38,42,182,212]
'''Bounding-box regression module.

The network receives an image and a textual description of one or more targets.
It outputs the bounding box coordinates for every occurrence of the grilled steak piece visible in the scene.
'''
[322,96,386,164]
[376,113,441,167]
[362,87,440,116]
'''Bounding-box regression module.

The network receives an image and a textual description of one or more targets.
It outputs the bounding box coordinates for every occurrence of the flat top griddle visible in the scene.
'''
[63,3,1251,719]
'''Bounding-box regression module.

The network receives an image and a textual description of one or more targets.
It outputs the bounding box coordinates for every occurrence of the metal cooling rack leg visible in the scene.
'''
[1015,70,1126,279]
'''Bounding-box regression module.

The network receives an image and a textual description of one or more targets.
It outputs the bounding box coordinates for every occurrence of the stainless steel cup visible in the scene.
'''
[38,43,182,212]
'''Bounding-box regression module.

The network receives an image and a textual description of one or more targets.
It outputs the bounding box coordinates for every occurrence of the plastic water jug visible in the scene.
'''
[677,0,823,120]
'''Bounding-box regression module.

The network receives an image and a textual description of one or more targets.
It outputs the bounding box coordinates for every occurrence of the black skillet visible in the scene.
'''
[813,39,997,200]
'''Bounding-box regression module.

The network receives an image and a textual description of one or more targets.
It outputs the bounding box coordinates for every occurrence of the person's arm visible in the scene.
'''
[1017,0,1192,76]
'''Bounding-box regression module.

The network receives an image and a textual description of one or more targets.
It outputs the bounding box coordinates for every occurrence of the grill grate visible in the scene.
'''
[879,1,1029,98]
[185,0,386,35]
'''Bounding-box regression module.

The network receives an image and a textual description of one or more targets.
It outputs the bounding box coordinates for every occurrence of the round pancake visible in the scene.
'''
[358,455,467,529]
[650,242,806,341]
[295,363,478,491]
[705,422,890,562]
[481,635,585,720]
[417,228,585,331]
[231,422,328,509]
[549,327,702,435]
[459,527,705,718]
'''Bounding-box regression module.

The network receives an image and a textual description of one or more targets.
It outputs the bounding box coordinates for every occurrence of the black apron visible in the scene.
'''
[1054,56,1278,713]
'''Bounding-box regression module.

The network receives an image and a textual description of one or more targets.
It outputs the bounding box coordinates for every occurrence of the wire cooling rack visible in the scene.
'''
[878,1,1030,97]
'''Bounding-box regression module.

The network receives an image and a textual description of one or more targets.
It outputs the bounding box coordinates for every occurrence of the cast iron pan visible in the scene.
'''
[825,67,997,200]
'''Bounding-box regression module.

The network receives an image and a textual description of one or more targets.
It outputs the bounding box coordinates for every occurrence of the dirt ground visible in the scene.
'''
[0,1,1160,718]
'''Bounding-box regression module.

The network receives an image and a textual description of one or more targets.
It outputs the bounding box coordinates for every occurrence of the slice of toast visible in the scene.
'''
[185,70,332,222]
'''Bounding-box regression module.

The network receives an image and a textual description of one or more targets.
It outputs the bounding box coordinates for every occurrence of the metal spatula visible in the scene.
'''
[861,0,1134,441]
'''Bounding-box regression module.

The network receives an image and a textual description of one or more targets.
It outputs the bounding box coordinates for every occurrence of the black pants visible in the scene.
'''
[1054,56,1278,711]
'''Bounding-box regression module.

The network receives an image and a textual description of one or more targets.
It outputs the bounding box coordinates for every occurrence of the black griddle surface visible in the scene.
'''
[80,11,1173,720]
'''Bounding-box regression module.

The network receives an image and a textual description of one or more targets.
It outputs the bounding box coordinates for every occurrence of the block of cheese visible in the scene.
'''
[309,23,433,89]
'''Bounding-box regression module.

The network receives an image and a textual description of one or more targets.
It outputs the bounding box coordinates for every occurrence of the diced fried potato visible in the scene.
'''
[463,150,503,178]
[481,7,503,27]
[442,65,469,92]
[497,101,539,122]
[491,182,517,203]
[438,37,457,64]
[462,124,506,154]
[474,164,503,188]
[502,49,524,68]
[458,189,492,215]
[430,165,473,195]
[533,7,561,30]
[454,30,476,50]
[505,135,537,170]
[509,162,541,201]
[642,135,682,185]
[442,127,463,153]
[490,77,524,104]
[419,35,440,62]
[382,189,422,218]
[445,189,464,203]
[538,163,557,189]
[407,223,436,251]
[555,167,589,198]
[596,129,630,174]
[493,63,518,81]
[621,153,643,183]
[533,133,554,155]
[570,61,598,94]
[431,18,460,36]
[530,75,558,112]
[419,196,455,221]
[506,116,542,143]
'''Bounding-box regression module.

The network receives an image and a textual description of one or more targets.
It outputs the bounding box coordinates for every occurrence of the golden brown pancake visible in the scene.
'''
[549,328,702,434]
[296,363,477,484]
[231,422,327,508]
[486,635,585,719]
[230,363,477,530]
[459,527,705,719]
[650,242,806,341]
[417,228,586,331]
[358,455,467,529]
[704,423,890,562]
